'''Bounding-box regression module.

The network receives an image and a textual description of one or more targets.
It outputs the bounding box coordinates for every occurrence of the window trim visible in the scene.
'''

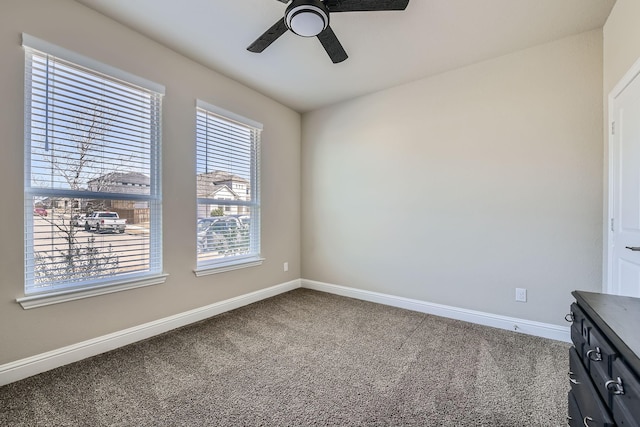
[195,100,263,131]
[194,257,265,277]
[16,274,169,310]
[194,100,262,276]
[19,34,166,305]
[21,34,165,95]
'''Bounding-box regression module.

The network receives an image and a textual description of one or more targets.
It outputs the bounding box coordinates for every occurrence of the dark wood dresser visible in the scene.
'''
[567,291,640,427]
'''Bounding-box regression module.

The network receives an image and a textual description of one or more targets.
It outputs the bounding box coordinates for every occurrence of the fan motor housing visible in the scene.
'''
[285,0,330,37]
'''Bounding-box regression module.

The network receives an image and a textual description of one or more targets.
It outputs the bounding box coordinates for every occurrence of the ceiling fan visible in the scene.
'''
[247,0,410,64]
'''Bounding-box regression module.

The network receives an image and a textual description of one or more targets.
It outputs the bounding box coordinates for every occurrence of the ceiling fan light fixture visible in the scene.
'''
[286,1,329,37]
[248,0,409,63]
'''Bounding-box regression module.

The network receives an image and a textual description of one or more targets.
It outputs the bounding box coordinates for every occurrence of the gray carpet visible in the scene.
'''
[0,289,570,426]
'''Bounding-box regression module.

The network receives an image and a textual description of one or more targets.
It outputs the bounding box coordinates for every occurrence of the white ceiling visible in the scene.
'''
[75,0,615,113]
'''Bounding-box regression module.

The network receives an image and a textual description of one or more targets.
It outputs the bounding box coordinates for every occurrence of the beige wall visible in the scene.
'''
[0,0,301,364]
[603,0,640,93]
[301,30,604,326]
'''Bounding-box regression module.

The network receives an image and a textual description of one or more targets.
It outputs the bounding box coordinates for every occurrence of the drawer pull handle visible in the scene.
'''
[605,377,625,395]
[583,416,593,427]
[568,371,579,385]
[586,347,602,362]
[625,246,640,251]
[565,312,575,323]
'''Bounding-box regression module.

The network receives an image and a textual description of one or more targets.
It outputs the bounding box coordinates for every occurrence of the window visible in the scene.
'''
[195,100,262,275]
[19,35,166,308]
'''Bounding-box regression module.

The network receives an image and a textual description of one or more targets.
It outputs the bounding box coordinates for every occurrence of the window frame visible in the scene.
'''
[17,34,167,309]
[194,100,263,276]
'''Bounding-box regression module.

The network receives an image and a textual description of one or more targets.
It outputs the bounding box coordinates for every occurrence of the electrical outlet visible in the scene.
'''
[283,262,289,272]
[515,288,527,302]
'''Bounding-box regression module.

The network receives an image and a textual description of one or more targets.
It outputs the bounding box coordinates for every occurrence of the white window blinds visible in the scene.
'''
[23,35,164,296]
[195,101,262,271]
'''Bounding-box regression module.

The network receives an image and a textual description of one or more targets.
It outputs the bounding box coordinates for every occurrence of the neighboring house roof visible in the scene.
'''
[197,170,249,185]
[197,183,240,200]
[88,171,150,186]
[209,184,239,199]
[197,170,249,199]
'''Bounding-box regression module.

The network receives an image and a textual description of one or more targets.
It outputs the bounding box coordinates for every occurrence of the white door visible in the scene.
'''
[608,60,640,297]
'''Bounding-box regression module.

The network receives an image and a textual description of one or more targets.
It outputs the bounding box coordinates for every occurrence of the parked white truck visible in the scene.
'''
[84,211,127,233]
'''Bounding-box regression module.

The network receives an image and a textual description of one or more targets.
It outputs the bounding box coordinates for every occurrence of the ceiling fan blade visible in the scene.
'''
[325,0,409,12]
[247,18,288,53]
[317,26,348,64]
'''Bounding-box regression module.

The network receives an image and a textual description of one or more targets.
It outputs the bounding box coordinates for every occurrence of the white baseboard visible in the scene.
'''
[0,279,301,387]
[1,278,570,387]
[301,279,571,343]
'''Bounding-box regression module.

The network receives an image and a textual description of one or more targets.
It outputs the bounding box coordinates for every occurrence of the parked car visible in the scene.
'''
[84,211,127,233]
[34,207,47,216]
[197,216,247,254]
[71,214,86,227]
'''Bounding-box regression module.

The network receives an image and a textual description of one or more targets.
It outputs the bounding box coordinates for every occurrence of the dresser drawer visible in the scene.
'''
[586,322,618,406]
[569,303,589,360]
[569,347,615,427]
[572,325,586,360]
[569,302,589,340]
[610,358,640,427]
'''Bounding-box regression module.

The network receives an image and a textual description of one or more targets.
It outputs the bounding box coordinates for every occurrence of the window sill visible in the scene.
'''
[16,274,169,309]
[194,257,264,277]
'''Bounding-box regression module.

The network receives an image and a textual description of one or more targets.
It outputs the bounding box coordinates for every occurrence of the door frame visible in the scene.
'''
[605,56,640,294]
